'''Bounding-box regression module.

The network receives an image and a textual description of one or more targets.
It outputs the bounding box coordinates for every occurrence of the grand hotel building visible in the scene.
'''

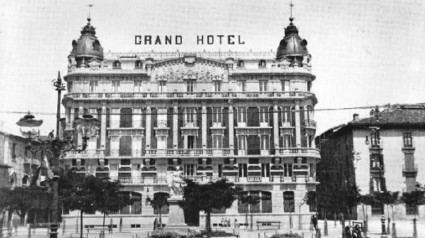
[62,17,320,228]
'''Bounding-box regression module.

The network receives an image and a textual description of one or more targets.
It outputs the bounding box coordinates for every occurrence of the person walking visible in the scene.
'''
[311,215,318,230]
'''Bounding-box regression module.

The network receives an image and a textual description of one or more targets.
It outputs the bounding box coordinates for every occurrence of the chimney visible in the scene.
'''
[353,113,359,121]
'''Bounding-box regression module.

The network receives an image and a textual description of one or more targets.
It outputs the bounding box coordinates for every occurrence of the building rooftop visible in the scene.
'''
[350,104,425,127]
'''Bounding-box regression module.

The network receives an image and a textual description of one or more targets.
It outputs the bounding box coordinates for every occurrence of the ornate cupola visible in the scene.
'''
[276,17,309,63]
[69,17,104,68]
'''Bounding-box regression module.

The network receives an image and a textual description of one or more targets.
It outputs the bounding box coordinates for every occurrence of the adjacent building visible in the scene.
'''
[316,104,425,220]
[0,130,45,189]
[62,16,320,229]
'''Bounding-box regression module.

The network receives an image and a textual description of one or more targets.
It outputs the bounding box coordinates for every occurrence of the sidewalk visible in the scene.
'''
[1,219,424,238]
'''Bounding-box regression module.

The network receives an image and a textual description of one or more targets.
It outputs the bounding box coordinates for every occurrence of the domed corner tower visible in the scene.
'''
[276,17,311,68]
[68,17,104,69]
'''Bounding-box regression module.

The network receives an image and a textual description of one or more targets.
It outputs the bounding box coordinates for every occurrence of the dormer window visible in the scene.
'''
[135,60,143,69]
[259,80,268,92]
[113,61,121,69]
[213,81,221,92]
[237,60,244,68]
[186,79,196,92]
[259,60,266,68]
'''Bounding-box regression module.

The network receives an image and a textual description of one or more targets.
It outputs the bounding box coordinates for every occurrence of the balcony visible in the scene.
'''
[369,140,383,153]
[107,149,143,157]
[370,165,385,174]
[304,119,316,136]
[292,164,309,175]
[402,141,415,153]
[277,147,320,159]
[402,164,418,177]
[280,122,294,136]
[64,91,315,102]
[66,149,104,159]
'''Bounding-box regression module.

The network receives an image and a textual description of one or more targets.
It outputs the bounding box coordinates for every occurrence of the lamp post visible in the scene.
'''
[17,109,99,238]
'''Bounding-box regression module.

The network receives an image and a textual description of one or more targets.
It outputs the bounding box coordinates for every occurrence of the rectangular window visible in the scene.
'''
[188,136,195,149]
[112,81,120,92]
[11,143,17,161]
[158,81,166,92]
[403,132,412,147]
[120,108,133,128]
[259,81,268,92]
[68,82,73,92]
[89,81,98,92]
[260,135,269,150]
[119,136,132,156]
[212,135,223,149]
[238,163,247,177]
[239,81,246,92]
[371,130,380,147]
[281,81,289,91]
[184,164,195,176]
[134,81,142,92]
[284,163,293,177]
[237,107,247,123]
[261,163,270,177]
[212,107,222,123]
[238,135,247,150]
[186,80,196,92]
[259,107,269,123]
[214,81,221,92]
[186,108,195,124]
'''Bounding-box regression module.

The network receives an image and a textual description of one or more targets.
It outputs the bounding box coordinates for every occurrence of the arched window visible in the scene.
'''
[153,192,170,214]
[238,190,273,214]
[119,192,142,214]
[237,60,244,68]
[283,191,295,212]
[113,61,121,69]
[135,60,143,69]
[258,60,266,68]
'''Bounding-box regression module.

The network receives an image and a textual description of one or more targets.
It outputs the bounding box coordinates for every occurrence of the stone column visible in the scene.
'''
[202,104,207,153]
[146,106,151,151]
[295,103,301,147]
[273,105,279,151]
[100,105,107,150]
[228,105,234,155]
[173,105,178,150]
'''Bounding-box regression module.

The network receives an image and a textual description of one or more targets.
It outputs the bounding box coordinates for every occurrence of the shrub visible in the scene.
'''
[270,233,302,238]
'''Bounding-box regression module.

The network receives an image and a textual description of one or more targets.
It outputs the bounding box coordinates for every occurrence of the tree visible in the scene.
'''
[304,191,317,213]
[95,179,132,232]
[360,194,374,232]
[375,191,399,221]
[337,184,361,221]
[181,178,239,233]
[238,191,260,229]
[147,193,170,229]
[60,174,100,238]
[400,190,425,217]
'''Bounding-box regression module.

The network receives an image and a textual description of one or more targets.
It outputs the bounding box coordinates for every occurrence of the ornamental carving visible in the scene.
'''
[153,62,226,82]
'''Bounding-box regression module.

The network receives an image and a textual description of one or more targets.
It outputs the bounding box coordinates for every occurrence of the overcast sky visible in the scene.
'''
[0,0,424,135]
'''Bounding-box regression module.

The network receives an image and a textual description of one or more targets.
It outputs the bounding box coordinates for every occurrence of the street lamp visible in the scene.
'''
[17,110,99,238]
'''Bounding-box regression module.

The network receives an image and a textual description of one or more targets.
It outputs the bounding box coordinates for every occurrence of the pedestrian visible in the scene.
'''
[353,225,362,238]
[227,218,230,227]
[311,215,318,230]
[344,226,352,238]
[154,218,158,230]
[234,219,238,229]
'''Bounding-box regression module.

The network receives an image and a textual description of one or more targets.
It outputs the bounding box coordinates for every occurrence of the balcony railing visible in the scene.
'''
[304,119,317,128]
[402,164,418,177]
[277,148,320,158]
[65,91,315,101]
[66,150,104,158]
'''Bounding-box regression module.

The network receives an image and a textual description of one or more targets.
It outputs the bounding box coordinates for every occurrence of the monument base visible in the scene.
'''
[165,195,187,229]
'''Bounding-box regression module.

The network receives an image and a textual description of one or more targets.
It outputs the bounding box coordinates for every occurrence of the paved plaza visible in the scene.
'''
[1,219,424,238]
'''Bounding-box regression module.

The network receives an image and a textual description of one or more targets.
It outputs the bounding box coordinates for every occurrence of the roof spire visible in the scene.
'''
[289,0,294,22]
[87,4,93,22]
